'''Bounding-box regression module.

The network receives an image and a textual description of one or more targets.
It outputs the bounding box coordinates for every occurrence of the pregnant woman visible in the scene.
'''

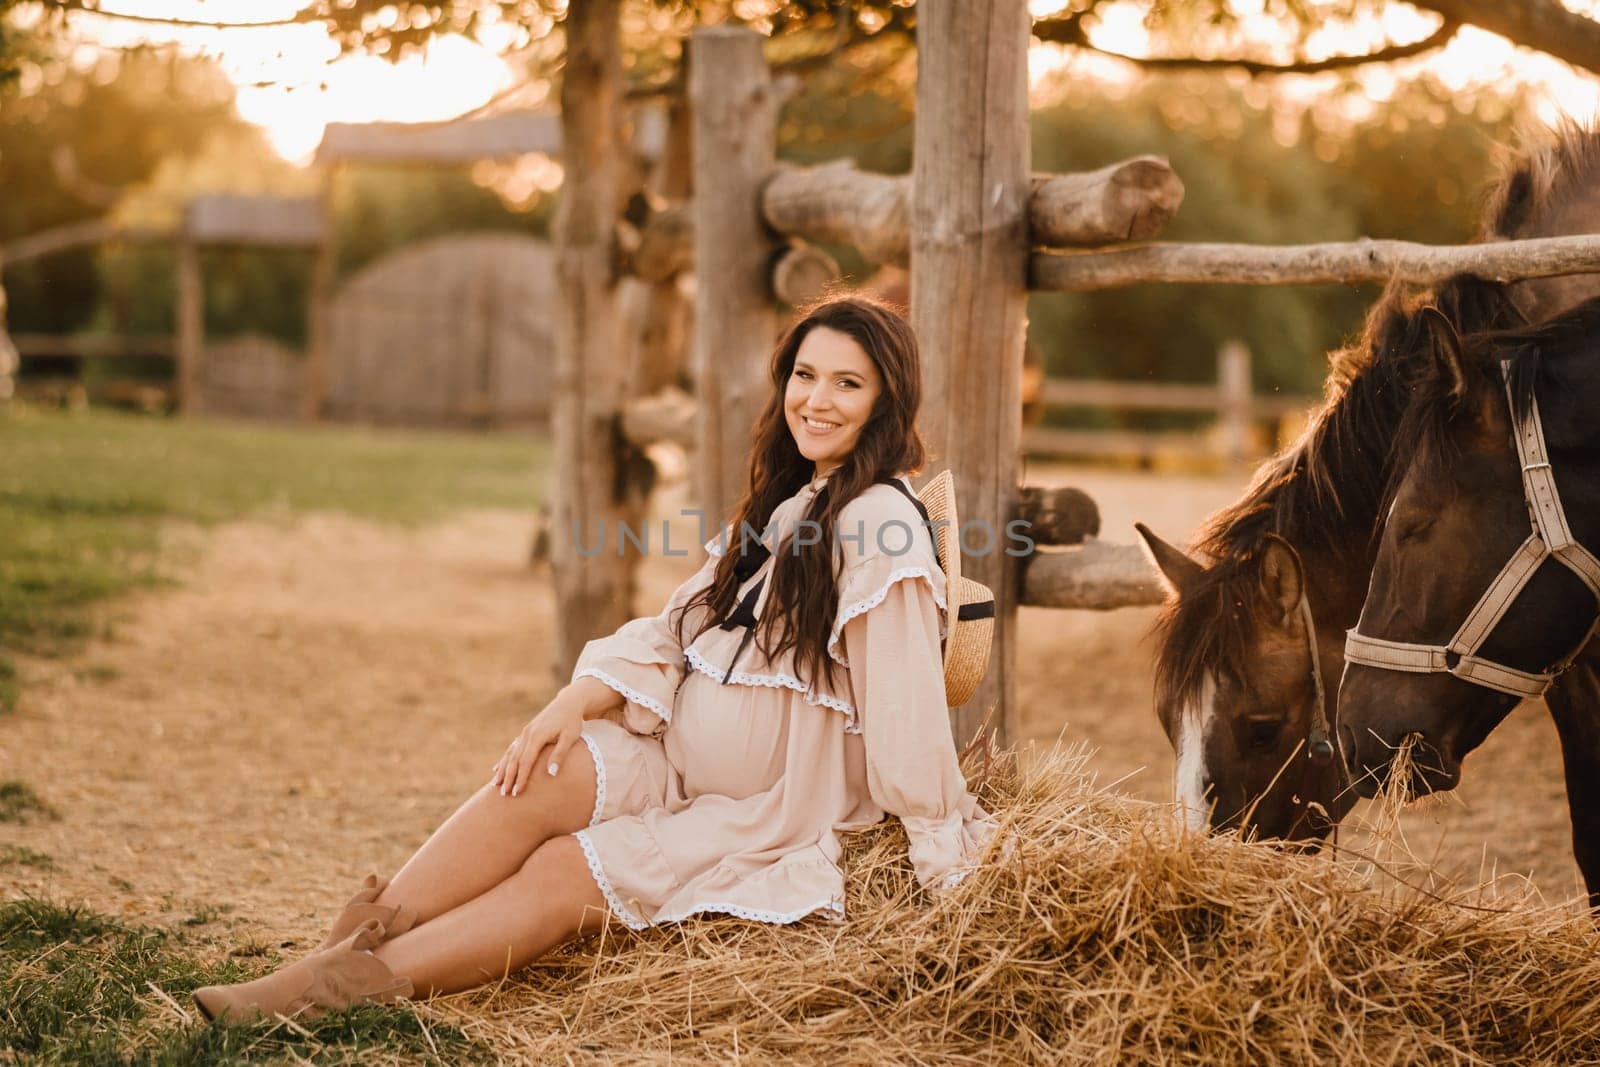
[193,295,997,1022]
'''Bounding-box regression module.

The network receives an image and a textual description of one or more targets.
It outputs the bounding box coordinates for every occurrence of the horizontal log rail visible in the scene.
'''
[13,333,177,359]
[1,222,173,266]
[1031,234,1600,291]
[1037,377,1314,418]
[758,155,1185,266]
[1020,540,1165,610]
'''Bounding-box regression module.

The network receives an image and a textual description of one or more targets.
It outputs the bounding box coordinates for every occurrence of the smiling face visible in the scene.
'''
[784,326,883,477]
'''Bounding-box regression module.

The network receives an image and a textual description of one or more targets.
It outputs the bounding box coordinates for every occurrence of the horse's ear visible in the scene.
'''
[1258,534,1305,630]
[1134,522,1204,596]
[1421,304,1474,399]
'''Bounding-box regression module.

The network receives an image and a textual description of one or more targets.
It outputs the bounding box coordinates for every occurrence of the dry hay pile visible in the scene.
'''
[424,744,1600,1065]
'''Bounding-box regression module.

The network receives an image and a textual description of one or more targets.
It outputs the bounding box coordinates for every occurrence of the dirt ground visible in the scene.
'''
[0,465,1587,951]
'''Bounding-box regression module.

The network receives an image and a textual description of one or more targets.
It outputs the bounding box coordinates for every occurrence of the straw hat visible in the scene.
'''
[916,470,996,708]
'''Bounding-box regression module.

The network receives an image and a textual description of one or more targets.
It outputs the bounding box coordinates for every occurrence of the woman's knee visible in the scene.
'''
[516,835,607,930]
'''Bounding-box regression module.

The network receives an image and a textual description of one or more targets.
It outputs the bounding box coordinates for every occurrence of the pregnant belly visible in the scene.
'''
[666,670,791,800]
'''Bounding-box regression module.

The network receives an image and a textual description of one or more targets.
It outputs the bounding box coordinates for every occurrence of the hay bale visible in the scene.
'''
[422,745,1600,1064]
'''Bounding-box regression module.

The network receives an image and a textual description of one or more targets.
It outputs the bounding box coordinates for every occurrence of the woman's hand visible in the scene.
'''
[491,694,586,797]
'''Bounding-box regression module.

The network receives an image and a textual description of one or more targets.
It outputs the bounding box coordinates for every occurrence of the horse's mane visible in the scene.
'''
[1146,124,1600,713]
[1391,293,1600,502]
[1152,277,1522,711]
[1484,118,1600,242]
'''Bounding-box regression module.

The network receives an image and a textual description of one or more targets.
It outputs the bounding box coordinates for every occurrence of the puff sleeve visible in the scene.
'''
[842,562,995,891]
[571,542,719,737]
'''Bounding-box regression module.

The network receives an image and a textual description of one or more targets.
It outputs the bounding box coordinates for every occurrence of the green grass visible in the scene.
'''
[0,781,56,824]
[0,844,54,871]
[0,898,487,1064]
[0,405,548,703]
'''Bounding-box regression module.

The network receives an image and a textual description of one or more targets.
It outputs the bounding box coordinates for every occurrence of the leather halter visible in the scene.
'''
[1344,361,1600,699]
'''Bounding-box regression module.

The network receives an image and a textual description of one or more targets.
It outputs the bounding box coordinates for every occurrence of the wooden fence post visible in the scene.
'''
[1216,339,1251,472]
[688,26,777,530]
[303,179,335,420]
[175,237,203,414]
[0,269,16,408]
[912,0,1032,748]
[550,0,638,680]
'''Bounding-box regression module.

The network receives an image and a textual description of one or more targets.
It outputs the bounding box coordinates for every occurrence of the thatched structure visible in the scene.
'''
[324,233,556,427]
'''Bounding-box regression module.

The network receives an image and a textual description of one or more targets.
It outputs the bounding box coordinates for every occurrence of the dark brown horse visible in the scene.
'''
[1340,297,1600,816]
[1136,276,1520,839]
[1136,125,1600,877]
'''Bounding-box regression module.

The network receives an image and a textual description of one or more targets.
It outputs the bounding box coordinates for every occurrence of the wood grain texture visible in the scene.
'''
[760,155,1182,264]
[689,26,778,530]
[1017,486,1101,546]
[1028,157,1184,246]
[1020,541,1166,610]
[912,0,1031,747]
[1031,234,1600,291]
[551,0,638,679]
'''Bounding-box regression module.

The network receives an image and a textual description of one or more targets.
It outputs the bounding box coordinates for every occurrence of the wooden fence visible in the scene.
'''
[1023,342,1317,466]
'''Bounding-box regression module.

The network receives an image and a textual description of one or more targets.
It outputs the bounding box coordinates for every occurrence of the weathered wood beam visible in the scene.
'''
[620,386,697,449]
[762,161,910,264]
[760,156,1184,267]
[1031,234,1600,291]
[1021,541,1166,610]
[914,0,1031,748]
[1028,156,1184,247]
[175,240,203,415]
[771,242,840,306]
[631,204,694,283]
[550,0,637,679]
[689,27,779,529]
[1017,486,1100,546]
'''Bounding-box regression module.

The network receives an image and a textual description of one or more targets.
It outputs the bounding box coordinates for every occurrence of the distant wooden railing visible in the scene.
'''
[1022,341,1317,465]
[12,333,176,359]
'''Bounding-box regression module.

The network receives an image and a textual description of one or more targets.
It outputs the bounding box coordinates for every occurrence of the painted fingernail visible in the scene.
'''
[548,763,559,776]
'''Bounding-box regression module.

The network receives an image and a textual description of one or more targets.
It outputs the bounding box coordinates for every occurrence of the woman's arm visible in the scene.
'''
[843,570,993,891]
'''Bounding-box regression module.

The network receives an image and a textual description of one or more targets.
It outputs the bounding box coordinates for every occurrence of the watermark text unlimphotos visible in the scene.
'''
[565,510,1035,558]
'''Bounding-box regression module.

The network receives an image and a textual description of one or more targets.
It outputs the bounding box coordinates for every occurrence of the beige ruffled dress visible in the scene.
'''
[570,475,995,928]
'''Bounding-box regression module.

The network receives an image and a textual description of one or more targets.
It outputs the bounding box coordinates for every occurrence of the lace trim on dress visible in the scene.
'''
[578,730,606,827]
[827,566,949,668]
[683,646,862,734]
[575,667,672,724]
[573,829,650,931]
[654,898,846,926]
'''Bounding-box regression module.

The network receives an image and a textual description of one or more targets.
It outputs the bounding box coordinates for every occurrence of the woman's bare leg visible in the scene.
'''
[373,741,598,924]
[373,835,607,996]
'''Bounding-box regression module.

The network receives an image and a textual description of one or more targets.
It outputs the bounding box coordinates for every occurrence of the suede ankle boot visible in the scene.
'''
[315,874,417,952]
[193,919,412,1024]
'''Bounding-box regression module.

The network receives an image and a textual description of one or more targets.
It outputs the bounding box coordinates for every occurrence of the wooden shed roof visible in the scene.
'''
[315,110,562,165]
[185,195,325,247]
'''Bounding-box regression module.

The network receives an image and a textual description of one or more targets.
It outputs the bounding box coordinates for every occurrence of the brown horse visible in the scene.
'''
[1136,276,1520,839]
[1340,298,1600,817]
[1136,124,1600,865]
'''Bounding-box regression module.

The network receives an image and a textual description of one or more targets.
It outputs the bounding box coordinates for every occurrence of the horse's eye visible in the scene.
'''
[1395,517,1435,544]
[1245,718,1281,751]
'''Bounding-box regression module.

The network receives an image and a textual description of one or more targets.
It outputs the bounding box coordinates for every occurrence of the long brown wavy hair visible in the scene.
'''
[675,295,928,692]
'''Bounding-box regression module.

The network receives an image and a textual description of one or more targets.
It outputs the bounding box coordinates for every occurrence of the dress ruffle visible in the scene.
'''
[567,474,992,930]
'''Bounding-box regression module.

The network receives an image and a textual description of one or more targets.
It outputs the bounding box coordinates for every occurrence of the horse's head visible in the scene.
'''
[1340,302,1600,799]
[1139,525,1351,841]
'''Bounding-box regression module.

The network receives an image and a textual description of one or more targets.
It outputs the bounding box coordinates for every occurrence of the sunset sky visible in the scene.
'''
[50,0,1600,164]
